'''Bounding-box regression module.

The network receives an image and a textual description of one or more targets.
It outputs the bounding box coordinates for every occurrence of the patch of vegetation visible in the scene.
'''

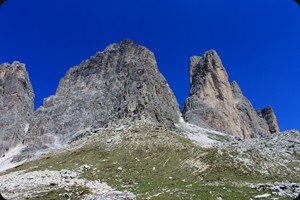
[293,152,300,160]
[207,133,232,142]
[196,148,266,183]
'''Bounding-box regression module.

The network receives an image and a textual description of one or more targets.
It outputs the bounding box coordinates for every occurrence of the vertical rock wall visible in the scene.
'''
[0,62,34,155]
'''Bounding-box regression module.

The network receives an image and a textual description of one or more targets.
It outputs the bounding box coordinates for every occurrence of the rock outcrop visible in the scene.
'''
[27,40,180,148]
[0,62,34,156]
[182,50,279,138]
[256,106,280,133]
[84,191,136,200]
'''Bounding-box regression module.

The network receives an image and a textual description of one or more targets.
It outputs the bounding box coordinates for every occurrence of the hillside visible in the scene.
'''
[0,122,299,199]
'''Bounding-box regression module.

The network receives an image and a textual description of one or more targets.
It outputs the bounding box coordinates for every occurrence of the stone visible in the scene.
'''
[84,191,136,200]
[117,166,123,171]
[107,139,112,144]
[0,62,34,156]
[0,169,130,199]
[0,193,7,200]
[79,164,92,171]
[254,193,271,198]
[26,39,180,149]
[182,50,279,138]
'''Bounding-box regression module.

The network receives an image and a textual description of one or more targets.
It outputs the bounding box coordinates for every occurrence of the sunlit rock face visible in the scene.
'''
[182,50,279,138]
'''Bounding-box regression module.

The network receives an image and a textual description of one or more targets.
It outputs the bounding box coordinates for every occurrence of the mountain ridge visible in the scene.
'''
[0,40,280,156]
[0,40,299,200]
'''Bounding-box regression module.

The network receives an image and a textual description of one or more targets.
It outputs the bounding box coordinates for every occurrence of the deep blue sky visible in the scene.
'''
[0,0,299,131]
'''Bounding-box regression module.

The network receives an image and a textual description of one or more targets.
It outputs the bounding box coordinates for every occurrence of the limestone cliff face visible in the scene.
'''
[27,40,180,147]
[182,50,249,138]
[182,50,279,138]
[0,62,34,155]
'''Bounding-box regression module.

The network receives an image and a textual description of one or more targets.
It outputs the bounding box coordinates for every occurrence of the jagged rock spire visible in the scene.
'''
[183,50,279,138]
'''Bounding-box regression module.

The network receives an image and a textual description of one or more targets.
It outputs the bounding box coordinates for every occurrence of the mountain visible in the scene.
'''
[0,40,297,200]
[0,62,34,156]
[25,39,180,150]
[182,50,279,138]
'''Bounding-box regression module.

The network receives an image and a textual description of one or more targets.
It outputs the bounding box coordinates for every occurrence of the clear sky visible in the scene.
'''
[0,0,299,131]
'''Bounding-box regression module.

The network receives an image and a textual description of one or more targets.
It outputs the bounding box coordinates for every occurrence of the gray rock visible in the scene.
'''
[217,130,300,181]
[0,193,7,200]
[182,50,250,138]
[26,40,180,148]
[84,191,136,200]
[79,164,92,171]
[231,81,272,137]
[182,50,279,138]
[0,62,34,156]
[60,170,79,179]
[245,181,300,199]
[256,106,280,133]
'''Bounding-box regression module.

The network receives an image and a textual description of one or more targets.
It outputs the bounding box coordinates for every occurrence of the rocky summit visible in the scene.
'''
[26,39,180,149]
[0,62,34,156]
[182,50,279,138]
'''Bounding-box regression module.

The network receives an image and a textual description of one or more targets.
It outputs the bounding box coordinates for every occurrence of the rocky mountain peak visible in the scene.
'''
[183,50,280,138]
[56,39,158,95]
[184,50,245,137]
[189,50,227,97]
[0,62,34,156]
[27,40,180,149]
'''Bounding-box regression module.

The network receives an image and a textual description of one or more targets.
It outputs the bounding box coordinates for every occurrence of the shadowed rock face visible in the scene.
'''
[256,106,280,133]
[27,40,180,148]
[0,62,34,155]
[182,50,279,138]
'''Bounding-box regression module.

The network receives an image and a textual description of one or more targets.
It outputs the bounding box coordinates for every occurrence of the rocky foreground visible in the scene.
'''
[0,165,135,200]
[0,123,299,200]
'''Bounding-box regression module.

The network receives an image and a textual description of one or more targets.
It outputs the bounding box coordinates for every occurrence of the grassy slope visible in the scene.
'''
[3,125,297,200]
